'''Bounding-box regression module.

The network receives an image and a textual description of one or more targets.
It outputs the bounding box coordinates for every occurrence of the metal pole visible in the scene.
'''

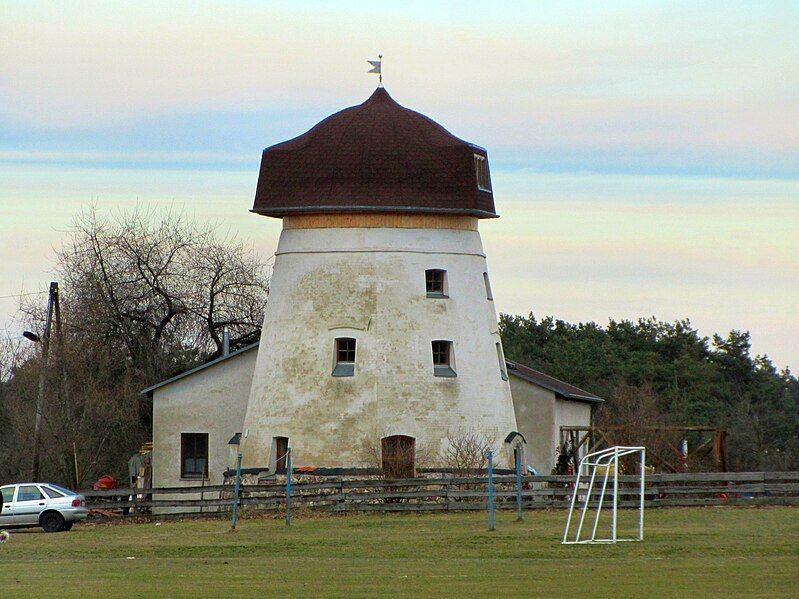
[487,450,495,531]
[639,448,646,541]
[285,447,292,527]
[515,448,523,521]
[230,453,242,530]
[574,461,600,543]
[562,458,582,543]
[612,447,619,543]
[590,457,612,541]
[55,287,74,486]
[32,281,57,481]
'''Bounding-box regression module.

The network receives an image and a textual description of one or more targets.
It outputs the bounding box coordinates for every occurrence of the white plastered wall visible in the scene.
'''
[509,375,595,474]
[508,376,556,473]
[151,348,256,513]
[239,226,519,469]
[553,397,593,465]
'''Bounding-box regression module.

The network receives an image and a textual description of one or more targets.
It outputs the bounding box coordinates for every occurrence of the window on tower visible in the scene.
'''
[474,154,491,191]
[496,342,508,380]
[332,337,356,377]
[432,340,456,377]
[483,272,493,300]
[425,269,447,298]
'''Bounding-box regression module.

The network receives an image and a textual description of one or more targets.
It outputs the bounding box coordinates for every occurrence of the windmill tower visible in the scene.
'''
[239,88,519,472]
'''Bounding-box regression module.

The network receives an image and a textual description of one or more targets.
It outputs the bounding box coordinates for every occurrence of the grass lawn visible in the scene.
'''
[0,507,796,598]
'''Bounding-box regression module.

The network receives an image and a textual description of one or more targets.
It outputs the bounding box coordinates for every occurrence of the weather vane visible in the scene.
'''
[367,54,383,85]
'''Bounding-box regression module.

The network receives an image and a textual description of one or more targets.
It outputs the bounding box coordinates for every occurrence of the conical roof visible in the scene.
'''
[252,88,496,218]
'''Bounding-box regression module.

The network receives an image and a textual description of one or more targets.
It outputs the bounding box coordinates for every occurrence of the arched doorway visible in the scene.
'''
[381,435,416,478]
[273,436,289,474]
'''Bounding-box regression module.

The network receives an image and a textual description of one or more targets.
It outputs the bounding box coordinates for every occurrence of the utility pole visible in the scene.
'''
[52,282,75,487]
[31,282,57,481]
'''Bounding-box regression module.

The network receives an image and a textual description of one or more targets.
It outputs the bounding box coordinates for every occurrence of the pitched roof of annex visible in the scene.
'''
[505,360,604,404]
[252,87,497,219]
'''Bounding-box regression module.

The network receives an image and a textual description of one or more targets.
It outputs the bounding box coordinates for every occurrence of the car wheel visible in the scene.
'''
[63,522,73,531]
[41,512,66,533]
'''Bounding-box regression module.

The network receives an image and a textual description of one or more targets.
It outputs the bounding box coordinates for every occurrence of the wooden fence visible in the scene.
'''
[80,471,799,516]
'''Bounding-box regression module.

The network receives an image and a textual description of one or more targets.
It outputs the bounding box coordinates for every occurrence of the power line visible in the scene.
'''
[0,290,48,300]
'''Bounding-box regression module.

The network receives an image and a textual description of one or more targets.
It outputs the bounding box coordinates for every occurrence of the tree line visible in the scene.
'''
[499,314,799,471]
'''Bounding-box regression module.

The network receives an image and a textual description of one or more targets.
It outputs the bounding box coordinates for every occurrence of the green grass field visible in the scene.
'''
[0,507,796,598]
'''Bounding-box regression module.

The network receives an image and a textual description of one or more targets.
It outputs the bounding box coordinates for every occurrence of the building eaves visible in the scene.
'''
[505,360,604,404]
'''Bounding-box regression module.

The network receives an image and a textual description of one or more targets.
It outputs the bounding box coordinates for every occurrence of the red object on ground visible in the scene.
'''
[92,474,119,490]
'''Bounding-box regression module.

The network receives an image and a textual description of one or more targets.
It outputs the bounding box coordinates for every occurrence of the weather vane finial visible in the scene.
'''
[367,54,383,86]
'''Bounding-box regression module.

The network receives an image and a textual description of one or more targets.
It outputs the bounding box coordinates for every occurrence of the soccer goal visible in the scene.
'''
[562,446,646,544]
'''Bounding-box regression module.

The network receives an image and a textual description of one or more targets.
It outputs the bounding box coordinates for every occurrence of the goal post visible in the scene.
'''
[562,446,646,544]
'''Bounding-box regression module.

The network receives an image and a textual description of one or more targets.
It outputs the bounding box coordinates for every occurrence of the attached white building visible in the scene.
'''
[143,346,601,491]
[141,87,603,500]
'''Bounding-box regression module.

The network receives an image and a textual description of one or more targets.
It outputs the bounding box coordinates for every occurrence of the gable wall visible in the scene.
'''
[509,376,556,473]
[151,349,256,512]
[553,398,593,466]
[509,376,595,474]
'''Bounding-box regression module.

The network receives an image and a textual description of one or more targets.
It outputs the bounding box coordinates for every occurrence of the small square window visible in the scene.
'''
[333,337,356,377]
[474,154,491,191]
[432,340,457,377]
[425,269,447,297]
[181,433,208,479]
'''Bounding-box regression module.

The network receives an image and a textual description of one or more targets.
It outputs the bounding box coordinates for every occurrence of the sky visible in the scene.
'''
[1,1,797,369]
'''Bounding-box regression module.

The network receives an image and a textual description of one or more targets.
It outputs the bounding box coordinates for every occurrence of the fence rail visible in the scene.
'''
[80,471,799,516]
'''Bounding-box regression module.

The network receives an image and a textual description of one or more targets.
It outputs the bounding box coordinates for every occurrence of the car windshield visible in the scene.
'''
[48,484,76,496]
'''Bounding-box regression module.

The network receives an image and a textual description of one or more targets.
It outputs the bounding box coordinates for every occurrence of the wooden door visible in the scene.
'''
[381,435,416,478]
[275,437,289,473]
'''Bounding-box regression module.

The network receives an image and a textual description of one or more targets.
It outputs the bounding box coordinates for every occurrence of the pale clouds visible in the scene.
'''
[1,1,798,177]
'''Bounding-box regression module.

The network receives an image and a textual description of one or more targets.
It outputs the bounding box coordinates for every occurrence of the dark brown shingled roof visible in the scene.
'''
[506,360,604,404]
[252,87,497,218]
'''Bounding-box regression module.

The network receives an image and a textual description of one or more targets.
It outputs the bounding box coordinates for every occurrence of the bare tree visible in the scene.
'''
[0,333,46,480]
[3,206,270,486]
[20,207,270,381]
[596,382,667,431]
[356,435,383,469]
[439,429,496,476]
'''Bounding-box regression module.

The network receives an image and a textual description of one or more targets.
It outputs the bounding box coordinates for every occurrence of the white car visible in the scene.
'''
[0,483,88,532]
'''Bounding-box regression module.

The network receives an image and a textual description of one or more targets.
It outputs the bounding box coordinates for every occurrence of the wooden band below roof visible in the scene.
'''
[282,213,478,231]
